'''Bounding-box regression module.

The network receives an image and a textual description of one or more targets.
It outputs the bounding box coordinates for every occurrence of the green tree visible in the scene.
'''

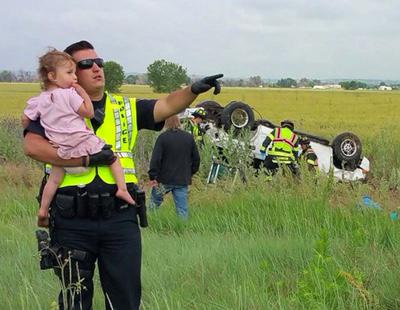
[248,75,263,87]
[125,74,138,84]
[147,59,189,93]
[104,61,125,93]
[0,70,15,82]
[339,80,367,90]
[276,78,297,88]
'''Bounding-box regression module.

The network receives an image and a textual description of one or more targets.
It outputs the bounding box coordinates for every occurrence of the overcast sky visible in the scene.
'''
[1,0,399,79]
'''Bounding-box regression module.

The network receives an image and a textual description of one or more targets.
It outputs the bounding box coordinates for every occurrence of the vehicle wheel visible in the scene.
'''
[331,132,362,170]
[221,101,255,132]
[196,100,223,124]
[196,100,222,110]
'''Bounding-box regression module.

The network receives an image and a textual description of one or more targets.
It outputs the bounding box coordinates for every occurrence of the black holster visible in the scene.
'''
[133,189,148,228]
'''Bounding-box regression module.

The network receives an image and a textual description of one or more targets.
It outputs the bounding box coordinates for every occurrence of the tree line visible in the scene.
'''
[1,60,399,92]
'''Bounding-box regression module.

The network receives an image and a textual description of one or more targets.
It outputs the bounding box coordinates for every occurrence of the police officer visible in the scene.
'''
[299,136,318,171]
[23,40,223,310]
[185,108,207,143]
[260,119,300,176]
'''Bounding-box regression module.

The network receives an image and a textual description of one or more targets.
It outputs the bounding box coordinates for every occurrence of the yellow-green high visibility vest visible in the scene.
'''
[268,127,298,163]
[192,124,203,142]
[59,92,138,187]
[185,119,202,142]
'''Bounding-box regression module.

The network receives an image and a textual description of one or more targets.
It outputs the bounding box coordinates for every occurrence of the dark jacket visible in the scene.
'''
[148,128,200,185]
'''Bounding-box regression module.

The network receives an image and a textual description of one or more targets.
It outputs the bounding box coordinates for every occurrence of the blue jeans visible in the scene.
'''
[149,184,189,219]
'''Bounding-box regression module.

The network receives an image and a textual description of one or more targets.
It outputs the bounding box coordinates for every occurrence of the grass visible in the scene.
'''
[1,172,400,309]
[1,83,400,308]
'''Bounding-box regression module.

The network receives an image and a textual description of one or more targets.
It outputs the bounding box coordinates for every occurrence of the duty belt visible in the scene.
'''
[51,188,148,227]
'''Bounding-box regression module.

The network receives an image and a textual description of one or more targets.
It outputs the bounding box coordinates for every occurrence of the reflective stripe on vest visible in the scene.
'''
[272,156,293,164]
[59,93,138,187]
[307,159,317,166]
[116,151,134,159]
[303,148,318,166]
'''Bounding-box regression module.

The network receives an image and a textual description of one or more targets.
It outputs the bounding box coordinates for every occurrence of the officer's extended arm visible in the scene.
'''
[153,74,223,123]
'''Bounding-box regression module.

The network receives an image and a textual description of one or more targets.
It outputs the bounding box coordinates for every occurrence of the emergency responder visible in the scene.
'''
[260,119,300,176]
[185,108,207,143]
[299,136,318,171]
[23,40,223,310]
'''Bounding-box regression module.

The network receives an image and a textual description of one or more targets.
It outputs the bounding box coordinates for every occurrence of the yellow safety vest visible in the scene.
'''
[192,124,203,142]
[268,127,298,163]
[59,92,138,187]
[185,119,202,142]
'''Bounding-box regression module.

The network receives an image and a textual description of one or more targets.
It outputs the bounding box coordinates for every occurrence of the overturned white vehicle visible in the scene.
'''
[181,101,370,182]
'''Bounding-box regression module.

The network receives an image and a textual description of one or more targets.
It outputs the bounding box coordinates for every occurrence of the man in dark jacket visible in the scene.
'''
[148,115,200,219]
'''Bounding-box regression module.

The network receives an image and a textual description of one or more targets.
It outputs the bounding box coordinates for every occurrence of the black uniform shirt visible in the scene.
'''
[24,93,164,194]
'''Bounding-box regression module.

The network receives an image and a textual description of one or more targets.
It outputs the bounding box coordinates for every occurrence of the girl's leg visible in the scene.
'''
[38,166,65,227]
[110,159,135,204]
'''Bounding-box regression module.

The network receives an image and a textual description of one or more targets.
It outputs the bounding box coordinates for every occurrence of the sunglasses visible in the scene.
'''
[76,58,104,70]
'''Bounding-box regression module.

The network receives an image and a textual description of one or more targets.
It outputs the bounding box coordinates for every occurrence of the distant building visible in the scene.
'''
[379,86,392,91]
[313,84,342,90]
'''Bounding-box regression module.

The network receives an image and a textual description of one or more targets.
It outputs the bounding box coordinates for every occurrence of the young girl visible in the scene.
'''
[23,49,135,227]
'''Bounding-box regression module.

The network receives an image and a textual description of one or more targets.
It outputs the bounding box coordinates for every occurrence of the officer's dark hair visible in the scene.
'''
[64,40,94,56]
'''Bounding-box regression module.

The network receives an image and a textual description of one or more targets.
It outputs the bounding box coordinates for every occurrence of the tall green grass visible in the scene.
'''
[2,171,399,309]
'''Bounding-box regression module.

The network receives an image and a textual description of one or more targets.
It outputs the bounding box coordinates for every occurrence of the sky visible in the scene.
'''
[0,0,399,80]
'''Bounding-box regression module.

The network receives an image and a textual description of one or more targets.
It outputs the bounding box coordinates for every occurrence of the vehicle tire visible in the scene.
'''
[331,132,362,170]
[196,100,222,110]
[221,101,255,132]
[196,100,223,124]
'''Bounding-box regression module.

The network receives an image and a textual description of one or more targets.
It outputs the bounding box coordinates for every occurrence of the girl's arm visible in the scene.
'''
[73,83,94,119]
[22,114,31,129]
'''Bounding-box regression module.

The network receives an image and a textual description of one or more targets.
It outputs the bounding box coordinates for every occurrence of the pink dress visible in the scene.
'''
[24,87,105,159]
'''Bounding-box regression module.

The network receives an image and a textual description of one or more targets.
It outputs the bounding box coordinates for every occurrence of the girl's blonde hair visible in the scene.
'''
[38,48,74,89]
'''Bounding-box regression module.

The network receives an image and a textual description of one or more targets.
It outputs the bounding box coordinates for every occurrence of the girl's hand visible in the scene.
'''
[72,83,89,98]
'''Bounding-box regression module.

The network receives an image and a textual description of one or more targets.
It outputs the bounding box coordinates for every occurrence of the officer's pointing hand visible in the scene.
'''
[191,74,224,95]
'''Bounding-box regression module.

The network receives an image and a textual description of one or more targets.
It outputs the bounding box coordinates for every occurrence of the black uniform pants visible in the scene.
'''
[264,155,299,177]
[50,204,142,310]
